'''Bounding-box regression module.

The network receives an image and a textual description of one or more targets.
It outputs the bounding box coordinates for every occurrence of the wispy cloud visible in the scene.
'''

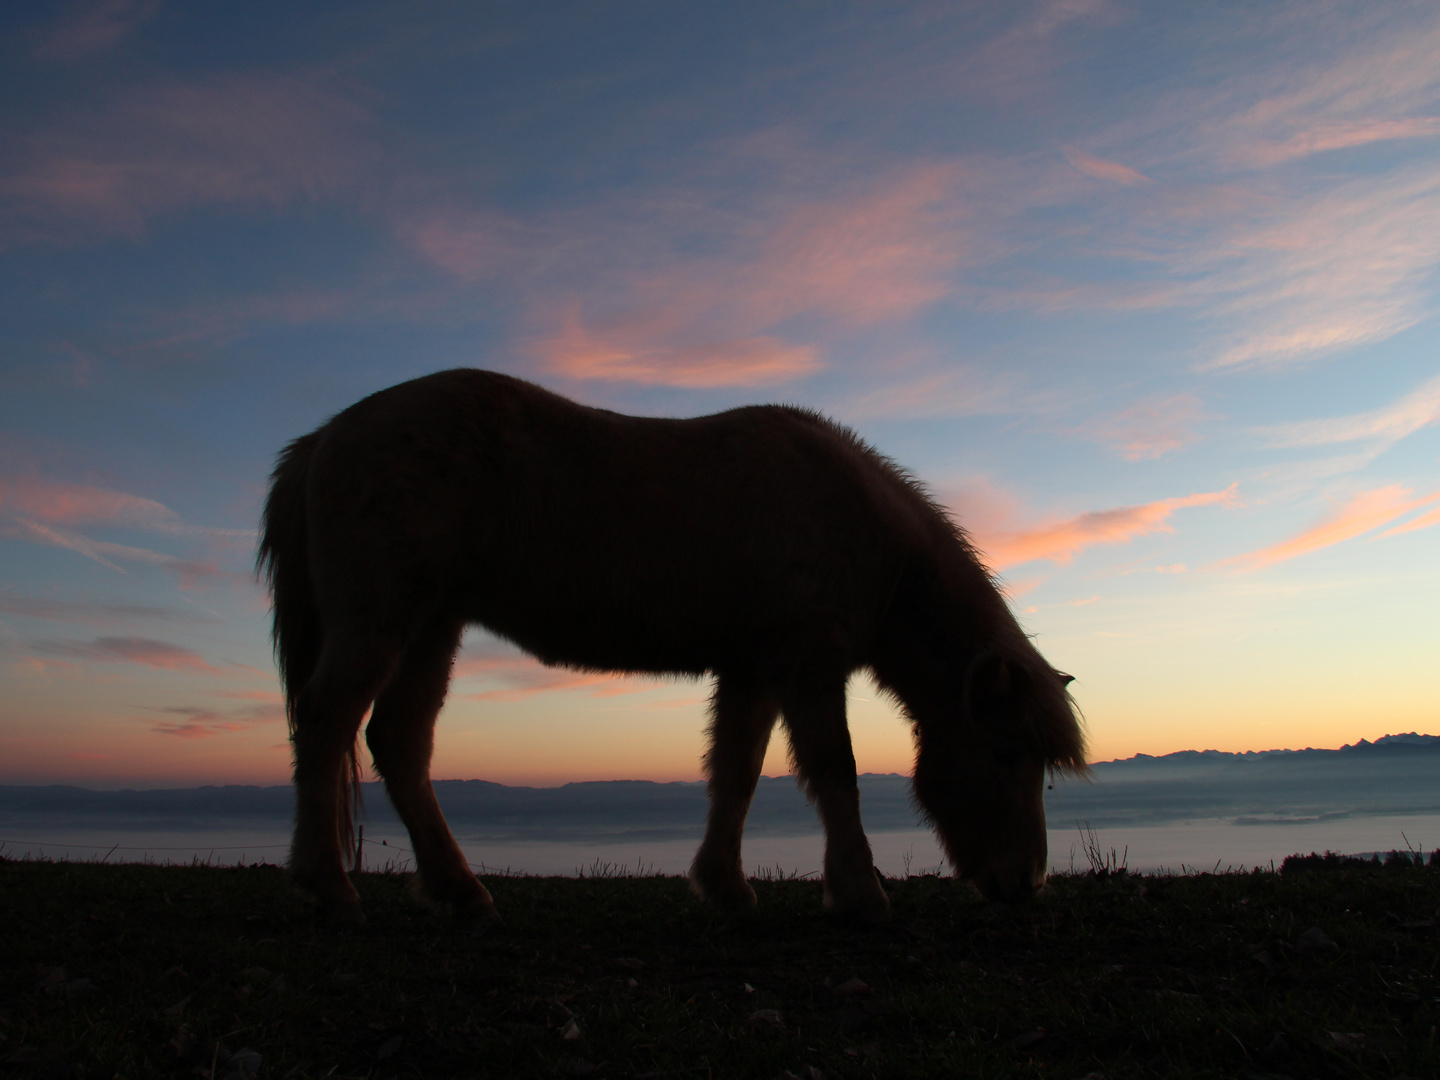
[0,592,211,625]
[33,0,161,62]
[0,72,368,247]
[1243,117,1440,167]
[1256,373,1440,451]
[1062,148,1151,186]
[1201,167,1440,369]
[29,635,222,672]
[0,476,247,582]
[1025,9,1440,369]
[1081,393,1210,460]
[969,483,1240,570]
[0,476,178,529]
[148,698,284,738]
[1221,484,1440,571]
[8,519,227,584]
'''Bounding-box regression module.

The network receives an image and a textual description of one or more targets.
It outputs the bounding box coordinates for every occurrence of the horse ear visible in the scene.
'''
[1056,671,1075,687]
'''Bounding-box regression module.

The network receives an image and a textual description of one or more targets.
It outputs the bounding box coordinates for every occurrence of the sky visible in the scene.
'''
[0,0,1437,788]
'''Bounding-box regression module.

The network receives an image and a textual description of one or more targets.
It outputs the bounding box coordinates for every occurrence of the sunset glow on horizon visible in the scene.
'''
[1,2,1437,789]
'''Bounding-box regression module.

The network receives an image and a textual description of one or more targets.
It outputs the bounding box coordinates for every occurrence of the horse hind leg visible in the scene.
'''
[365,620,496,920]
[689,674,779,910]
[779,675,890,923]
[290,635,398,924]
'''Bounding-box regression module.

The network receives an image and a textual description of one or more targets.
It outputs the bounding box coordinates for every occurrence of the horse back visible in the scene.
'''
[302,369,965,675]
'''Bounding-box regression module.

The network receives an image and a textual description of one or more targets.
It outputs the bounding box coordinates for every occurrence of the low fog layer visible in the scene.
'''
[2,735,1435,843]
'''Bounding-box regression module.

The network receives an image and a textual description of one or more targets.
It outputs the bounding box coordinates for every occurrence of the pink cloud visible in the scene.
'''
[409,164,972,388]
[540,309,822,388]
[1222,485,1440,570]
[1062,148,1151,186]
[968,483,1240,570]
[33,0,160,62]
[746,163,969,324]
[1,475,248,584]
[0,476,176,528]
[1,72,368,247]
[1082,393,1210,460]
[30,635,223,672]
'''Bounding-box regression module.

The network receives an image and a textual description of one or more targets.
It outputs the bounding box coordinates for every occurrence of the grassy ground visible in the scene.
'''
[1,854,1437,1079]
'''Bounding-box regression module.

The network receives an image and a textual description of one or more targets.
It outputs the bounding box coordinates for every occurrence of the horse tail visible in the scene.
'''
[257,429,362,864]
[258,430,324,718]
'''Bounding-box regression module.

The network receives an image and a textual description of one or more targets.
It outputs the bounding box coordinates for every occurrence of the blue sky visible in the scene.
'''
[1,0,1437,786]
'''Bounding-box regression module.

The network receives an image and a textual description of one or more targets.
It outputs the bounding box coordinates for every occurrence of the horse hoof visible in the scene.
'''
[411,871,497,920]
[823,883,892,925]
[688,868,758,911]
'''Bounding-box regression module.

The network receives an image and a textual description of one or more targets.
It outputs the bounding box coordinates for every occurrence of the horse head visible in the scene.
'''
[912,647,1087,901]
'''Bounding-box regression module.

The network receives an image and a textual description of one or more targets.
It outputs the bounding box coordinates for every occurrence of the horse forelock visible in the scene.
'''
[960,644,1089,776]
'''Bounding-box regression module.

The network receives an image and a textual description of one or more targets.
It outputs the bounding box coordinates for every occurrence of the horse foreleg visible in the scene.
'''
[290,643,390,924]
[780,678,890,923]
[689,674,778,909]
[366,622,496,920]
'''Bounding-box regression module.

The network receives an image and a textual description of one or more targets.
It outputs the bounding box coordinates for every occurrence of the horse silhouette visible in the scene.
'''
[259,369,1087,923]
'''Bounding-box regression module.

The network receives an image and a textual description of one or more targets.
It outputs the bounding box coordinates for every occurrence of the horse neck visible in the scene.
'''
[869,578,1015,726]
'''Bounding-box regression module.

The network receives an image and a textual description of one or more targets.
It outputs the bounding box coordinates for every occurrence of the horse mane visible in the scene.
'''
[783,407,1090,778]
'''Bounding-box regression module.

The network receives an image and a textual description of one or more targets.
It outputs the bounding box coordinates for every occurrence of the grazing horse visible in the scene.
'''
[258,369,1087,924]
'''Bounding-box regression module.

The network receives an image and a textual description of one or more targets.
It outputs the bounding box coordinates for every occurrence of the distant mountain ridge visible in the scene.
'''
[1110,732,1440,765]
[1,734,1435,841]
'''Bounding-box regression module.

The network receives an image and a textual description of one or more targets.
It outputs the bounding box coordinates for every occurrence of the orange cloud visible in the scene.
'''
[972,483,1240,570]
[1082,393,1210,460]
[1222,485,1440,571]
[1062,148,1151,186]
[30,635,223,672]
[1380,504,1440,538]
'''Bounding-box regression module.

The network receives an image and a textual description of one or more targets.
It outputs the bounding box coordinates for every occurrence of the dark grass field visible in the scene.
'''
[1,855,1437,1079]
